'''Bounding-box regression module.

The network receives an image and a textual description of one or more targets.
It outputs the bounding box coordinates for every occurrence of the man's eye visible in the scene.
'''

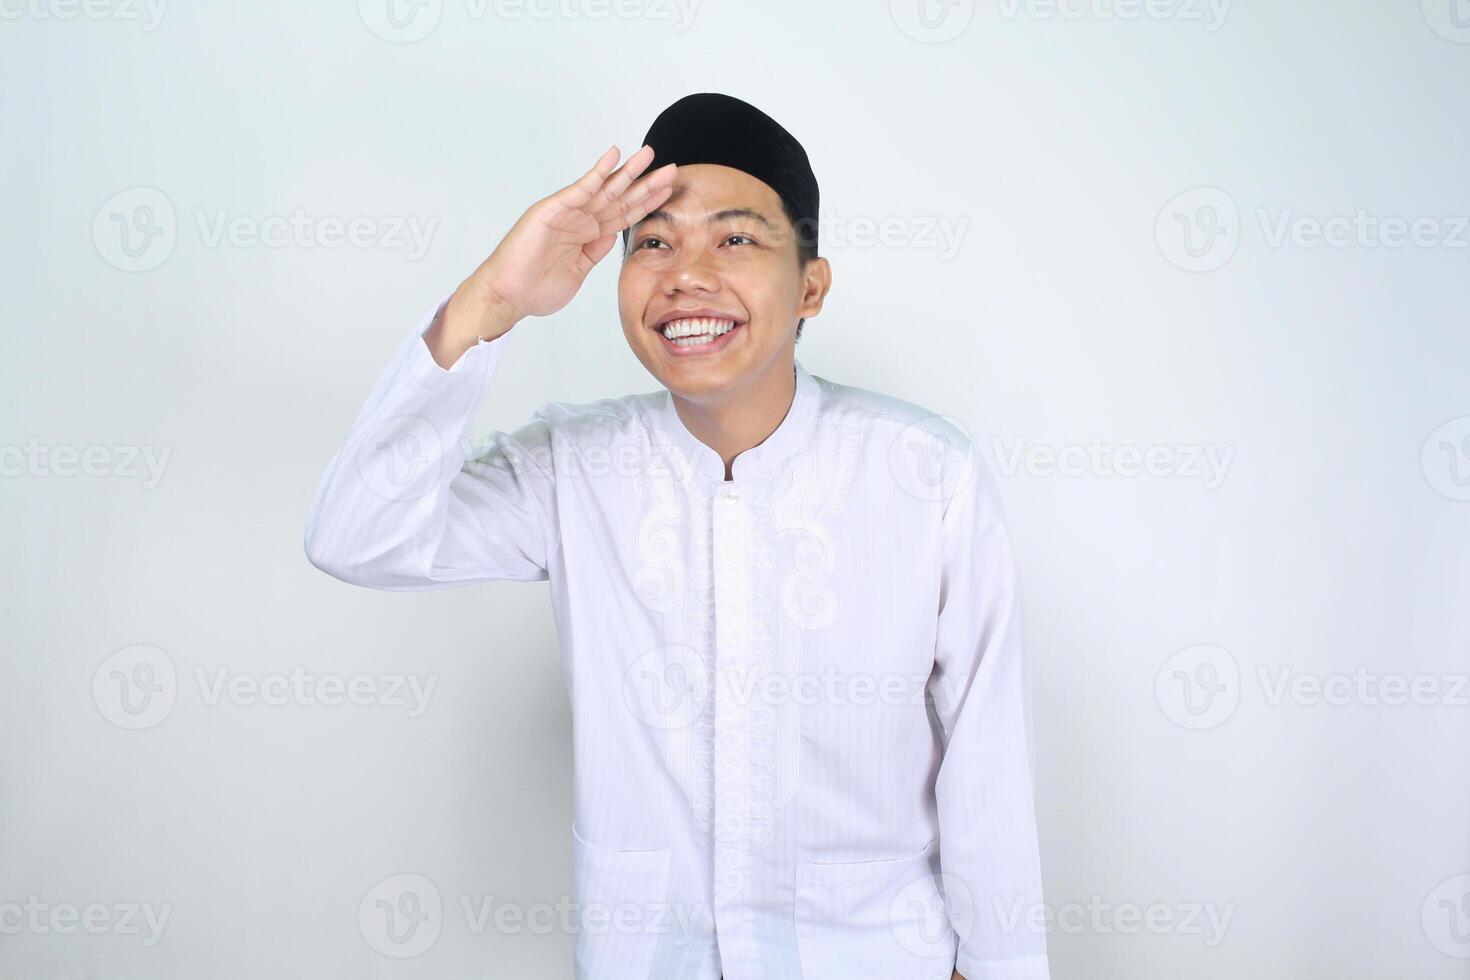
[723,234,755,247]
[635,237,669,250]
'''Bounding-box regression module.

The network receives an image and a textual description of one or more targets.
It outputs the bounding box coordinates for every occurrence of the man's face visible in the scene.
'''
[619,163,828,399]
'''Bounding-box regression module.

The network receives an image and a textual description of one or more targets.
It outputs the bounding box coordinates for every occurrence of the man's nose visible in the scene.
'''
[660,241,719,293]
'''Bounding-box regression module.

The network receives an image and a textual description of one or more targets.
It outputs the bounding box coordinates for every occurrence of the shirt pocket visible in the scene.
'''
[794,836,957,980]
[570,822,673,980]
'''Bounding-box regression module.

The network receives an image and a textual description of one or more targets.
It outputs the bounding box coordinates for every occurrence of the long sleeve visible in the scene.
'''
[303,294,555,590]
[930,438,1050,980]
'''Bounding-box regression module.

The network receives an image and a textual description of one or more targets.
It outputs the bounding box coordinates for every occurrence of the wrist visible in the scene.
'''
[448,279,521,343]
[425,283,520,369]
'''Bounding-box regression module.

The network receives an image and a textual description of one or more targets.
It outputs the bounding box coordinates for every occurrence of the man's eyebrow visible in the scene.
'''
[634,207,778,231]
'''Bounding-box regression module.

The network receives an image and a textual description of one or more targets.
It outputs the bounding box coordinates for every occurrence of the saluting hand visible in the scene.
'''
[426,145,676,367]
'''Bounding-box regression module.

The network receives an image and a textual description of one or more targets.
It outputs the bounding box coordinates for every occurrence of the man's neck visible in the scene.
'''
[669,359,797,481]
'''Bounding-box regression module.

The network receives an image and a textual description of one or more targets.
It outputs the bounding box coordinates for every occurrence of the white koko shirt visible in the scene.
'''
[304,296,1051,980]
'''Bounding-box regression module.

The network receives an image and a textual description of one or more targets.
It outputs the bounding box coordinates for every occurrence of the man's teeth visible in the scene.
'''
[660,317,739,346]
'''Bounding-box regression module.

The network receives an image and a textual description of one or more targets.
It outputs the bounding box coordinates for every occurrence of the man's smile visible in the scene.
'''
[651,308,747,354]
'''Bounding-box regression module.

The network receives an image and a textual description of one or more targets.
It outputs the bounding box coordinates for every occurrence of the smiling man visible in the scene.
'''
[305,93,1050,980]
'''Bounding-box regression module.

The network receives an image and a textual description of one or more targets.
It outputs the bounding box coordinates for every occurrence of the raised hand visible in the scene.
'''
[427,145,676,365]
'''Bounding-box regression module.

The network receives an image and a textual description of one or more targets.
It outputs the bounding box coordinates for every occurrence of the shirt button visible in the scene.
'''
[723,488,739,503]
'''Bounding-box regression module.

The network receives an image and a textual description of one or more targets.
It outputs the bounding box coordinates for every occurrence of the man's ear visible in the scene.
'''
[797,257,832,321]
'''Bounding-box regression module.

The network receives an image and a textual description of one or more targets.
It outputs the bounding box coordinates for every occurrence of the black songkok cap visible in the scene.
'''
[623,92,819,252]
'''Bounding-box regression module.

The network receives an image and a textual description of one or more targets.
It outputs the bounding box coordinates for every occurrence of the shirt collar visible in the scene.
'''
[657,359,821,483]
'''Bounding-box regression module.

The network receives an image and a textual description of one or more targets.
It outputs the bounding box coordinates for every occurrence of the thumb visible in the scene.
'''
[582,232,618,266]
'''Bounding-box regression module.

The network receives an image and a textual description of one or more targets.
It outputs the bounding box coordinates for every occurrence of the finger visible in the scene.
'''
[593,162,676,225]
[582,231,618,266]
[598,179,675,239]
[582,144,657,215]
[557,145,622,210]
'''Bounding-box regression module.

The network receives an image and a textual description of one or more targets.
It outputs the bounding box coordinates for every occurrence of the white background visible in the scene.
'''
[2,1,1468,977]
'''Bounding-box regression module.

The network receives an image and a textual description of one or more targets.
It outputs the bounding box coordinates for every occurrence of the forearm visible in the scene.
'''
[423,278,522,369]
[303,295,531,588]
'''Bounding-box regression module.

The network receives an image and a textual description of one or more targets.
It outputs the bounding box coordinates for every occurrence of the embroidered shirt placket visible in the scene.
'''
[711,478,757,976]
